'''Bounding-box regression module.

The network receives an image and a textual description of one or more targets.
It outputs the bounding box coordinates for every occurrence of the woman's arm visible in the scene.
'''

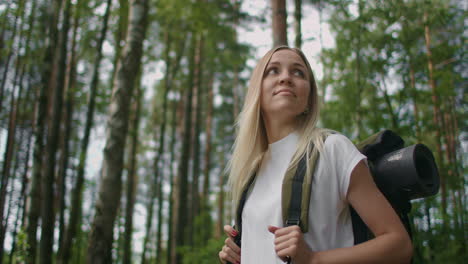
[270,160,413,264]
[312,160,413,263]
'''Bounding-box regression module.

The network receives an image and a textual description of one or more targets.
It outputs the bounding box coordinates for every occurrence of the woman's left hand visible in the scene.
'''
[268,225,316,263]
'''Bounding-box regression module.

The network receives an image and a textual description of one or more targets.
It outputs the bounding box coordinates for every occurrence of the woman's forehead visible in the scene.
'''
[269,49,306,66]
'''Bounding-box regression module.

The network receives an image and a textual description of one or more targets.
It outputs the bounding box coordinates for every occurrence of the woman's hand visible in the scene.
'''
[268,225,316,264]
[219,225,241,264]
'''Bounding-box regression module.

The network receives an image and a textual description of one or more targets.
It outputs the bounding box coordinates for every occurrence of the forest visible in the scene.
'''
[0,0,465,263]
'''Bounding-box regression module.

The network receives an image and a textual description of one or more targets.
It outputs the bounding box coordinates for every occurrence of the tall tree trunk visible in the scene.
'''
[0,1,12,59]
[189,34,203,246]
[202,76,214,205]
[26,0,61,259]
[140,31,172,262]
[173,33,196,264]
[167,97,178,264]
[10,125,33,263]
[86,0,149,262]
[232,0,241,120]
[140,195,154,264]
[0,29,28,258]
[0,0,24,113]
[379,76,398,131]
[198,75,214,243]
[354,0,363,138]
[155,30,177,263]
[409,64,421,142]
[39,0,71,262]
[109,0,129,88]
[215,151,226,239]
[271,0,288,47]
[56,0,81,249]
[122,83,142,264]
[5,124,27,262]
[294,0,302,48]
[58,1,112,263]
[317,0,326,105]
[423,11,447,225]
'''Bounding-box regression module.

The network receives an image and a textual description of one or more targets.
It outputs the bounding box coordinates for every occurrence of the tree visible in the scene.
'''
[39,0,72,262]
[86,0,149,262]
[58,0,113,263]
[271,0,288,46]
[294,0,302,48]
[26,0,62,261]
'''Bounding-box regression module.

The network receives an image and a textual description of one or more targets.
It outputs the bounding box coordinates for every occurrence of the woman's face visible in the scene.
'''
[260,49,311,119]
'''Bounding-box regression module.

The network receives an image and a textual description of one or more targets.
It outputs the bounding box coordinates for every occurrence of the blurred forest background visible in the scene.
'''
[0,0,465,263]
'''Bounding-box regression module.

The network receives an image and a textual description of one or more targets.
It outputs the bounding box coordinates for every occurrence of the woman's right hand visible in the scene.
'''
[218,225,241,264]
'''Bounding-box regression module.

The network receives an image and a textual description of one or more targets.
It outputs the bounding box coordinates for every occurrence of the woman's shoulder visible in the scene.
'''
[319,130,357,153]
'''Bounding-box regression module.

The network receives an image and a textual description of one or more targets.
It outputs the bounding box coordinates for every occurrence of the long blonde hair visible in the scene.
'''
[227,46,329,207]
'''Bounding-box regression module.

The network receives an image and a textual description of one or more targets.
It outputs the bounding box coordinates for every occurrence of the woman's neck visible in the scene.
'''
[263,114,298,144]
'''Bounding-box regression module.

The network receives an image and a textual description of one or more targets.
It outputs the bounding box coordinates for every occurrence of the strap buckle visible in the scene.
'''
[286,219,300,226]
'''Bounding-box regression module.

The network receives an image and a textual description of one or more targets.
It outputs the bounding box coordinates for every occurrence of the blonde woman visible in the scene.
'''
[218,46,412,264]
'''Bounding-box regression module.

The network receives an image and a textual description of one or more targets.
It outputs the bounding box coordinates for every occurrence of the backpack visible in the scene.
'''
[230,130,439,263]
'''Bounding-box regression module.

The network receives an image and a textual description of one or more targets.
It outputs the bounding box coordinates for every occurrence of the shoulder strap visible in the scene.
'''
[282,131,330,232]
[281,148,319,232]
[234,174,256,245]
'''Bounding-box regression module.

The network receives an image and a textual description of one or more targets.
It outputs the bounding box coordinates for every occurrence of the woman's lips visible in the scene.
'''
[274,89,295,96]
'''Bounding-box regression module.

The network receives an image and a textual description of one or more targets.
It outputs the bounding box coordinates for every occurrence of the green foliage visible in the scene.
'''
[179,236,225,264]
[320,0,466,262]
[12,228,30,263]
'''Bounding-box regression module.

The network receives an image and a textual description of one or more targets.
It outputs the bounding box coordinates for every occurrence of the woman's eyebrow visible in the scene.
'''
[292,62,307,69]
[267,61,306,69]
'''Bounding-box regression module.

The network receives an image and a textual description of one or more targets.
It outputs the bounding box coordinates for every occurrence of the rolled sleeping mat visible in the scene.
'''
[371,144,439,201]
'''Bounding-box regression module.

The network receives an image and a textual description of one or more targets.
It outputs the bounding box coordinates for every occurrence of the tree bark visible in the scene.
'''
[122,82,142,264]
[294,0,302,48]
[215,151,226,239]
[57,1,113,263]
[39,0,71,262]
[354,0,364,138]
[409,64,421,142]
[173,33,196,264]
[155,29,180,263]
[0,1,12,60]
[202,76,214,205]
[189,34,203,246]
[56,0,81,250]
[86,0,149,262]
[109,0,129,89]
[167,97,179,264]
[0,0,24,113]
[271,0,288,47]
[423,11,447,225]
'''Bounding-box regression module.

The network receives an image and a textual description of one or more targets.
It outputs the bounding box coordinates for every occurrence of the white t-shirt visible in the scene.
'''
[241,132,366,264]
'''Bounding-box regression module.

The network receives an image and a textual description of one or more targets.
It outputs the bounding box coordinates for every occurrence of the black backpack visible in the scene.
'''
[230,130,439,263]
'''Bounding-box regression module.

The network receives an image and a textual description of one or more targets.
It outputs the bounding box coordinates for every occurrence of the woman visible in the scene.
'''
[218,46,412,264]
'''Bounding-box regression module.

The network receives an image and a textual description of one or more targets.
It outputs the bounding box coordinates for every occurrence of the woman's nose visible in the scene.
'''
[279,71,292,84]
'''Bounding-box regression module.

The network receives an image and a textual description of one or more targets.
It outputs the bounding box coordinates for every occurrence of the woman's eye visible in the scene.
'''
[293,69,305,78]
[266,67,278,75]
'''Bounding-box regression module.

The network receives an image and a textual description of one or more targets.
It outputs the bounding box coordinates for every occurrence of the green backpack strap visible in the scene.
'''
[281,148,319,232]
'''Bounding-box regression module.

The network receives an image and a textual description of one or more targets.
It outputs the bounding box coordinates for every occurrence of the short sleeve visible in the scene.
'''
[322,134,367,201]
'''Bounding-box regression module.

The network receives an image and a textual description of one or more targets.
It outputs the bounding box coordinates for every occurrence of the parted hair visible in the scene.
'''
[227,46,329,208]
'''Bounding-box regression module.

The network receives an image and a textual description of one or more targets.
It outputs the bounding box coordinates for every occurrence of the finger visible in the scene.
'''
[224,225,239,238]
[223,244,241,263]
[277,244,298,261]
[274,229,301,246]
[225,237,241,254]
[268,225,280,234]
[275,236,299,253]
[218,251,227,264]
[274,225,301,237]
[219,249,239,264]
